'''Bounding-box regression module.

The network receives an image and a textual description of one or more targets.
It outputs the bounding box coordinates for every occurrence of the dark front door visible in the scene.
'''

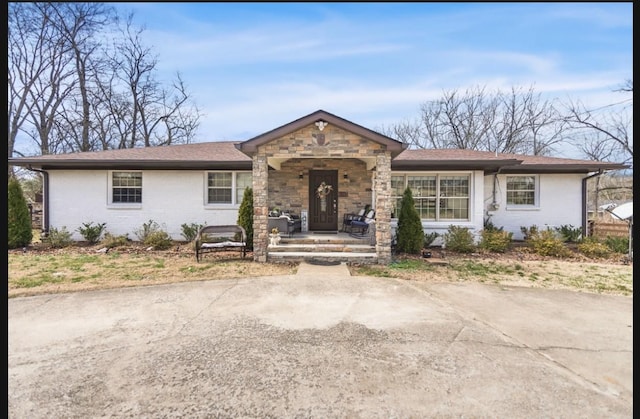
[309,170,338,231]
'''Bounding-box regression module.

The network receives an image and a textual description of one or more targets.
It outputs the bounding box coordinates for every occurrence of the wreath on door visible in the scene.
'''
[316,181,333,212]
[316,181,333,199]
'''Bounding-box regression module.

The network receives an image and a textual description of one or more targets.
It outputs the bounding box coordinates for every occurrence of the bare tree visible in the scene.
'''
[8,3,71,159]
[381,85,563,155]
[9,4,202,158]
[47,2,115,152]
[562,93,633,169]
[561,80,633,216]
[110,16,201,149]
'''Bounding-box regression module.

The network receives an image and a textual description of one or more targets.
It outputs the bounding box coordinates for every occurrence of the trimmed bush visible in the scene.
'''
[527,229,571,258]
[77,222,107,244]
[396,187,424,254]
[520,225,540,240]
[144,230,173,250]
[554,224,583,243]
[8,177,33,249]
[424,231,439,247]
[44,227,73,248]
[479,229,513,253]
[443,225,476,253]
[577,237,612,259]
[181,222,205,242]
[134,220,161,242]
[604,236,630,254]
[237,187,254,250]
[100,232,130,249]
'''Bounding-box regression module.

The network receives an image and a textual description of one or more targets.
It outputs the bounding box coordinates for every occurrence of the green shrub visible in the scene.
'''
[100,232,130,248]
[443,225,476,253]
[527,229,572,258]
[8,177,33,249]
[479,229,513,253]
[484,219,503,232]
[554,224,583,243]
[181,222,205,242]
[577,237,612,258]
[396,187,424,254]
[144,230,173,250]
[134,220,161,242]
[44,227,73,248]
[77,222,107,244]
[237,187,254,250]
[423,231,439,247]
[604,236,630,254]
[520,225,539,240]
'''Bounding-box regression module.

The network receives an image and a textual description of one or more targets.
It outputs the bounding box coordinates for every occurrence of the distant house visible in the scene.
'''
[8,110,627,263]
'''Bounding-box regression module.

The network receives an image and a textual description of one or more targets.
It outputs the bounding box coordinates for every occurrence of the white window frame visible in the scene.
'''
[505,174,539,209]
[391,171,472,222]
[108,170,143,208]
[204,171,252,208]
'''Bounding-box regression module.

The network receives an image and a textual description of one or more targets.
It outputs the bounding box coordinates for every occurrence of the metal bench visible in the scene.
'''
[195,225,247,262]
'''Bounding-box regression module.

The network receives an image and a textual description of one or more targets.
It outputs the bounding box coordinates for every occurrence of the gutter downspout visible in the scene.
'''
[582,169,603,238]
[26,166,49,237]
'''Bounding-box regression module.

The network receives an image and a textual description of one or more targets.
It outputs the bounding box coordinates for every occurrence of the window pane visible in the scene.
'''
[207,172,233,204]
[440,198,469,219]
[507,176,535,205]
[408,176,436,197]
[236,172,252,204]
[391,176,405,196]
[112,172,141,203]
[208,188,232,204]
[415,197,436,219]
[440,176,469,197]
[208,172,232,188]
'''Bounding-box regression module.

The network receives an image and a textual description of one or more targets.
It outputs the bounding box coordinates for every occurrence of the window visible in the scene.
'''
[506,175,537,206]
[206,171,252,205]
[391,173,470,220]
[112,172,142,203]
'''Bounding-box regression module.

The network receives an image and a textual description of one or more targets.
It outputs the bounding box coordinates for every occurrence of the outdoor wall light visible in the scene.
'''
[299,171,304,179]
[343,172,349,179]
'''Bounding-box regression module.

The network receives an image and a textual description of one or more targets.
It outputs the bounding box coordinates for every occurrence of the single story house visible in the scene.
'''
[9,110,627,263]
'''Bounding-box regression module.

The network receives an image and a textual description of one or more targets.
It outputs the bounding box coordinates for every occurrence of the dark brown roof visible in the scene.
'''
[8,139,627,174]
[8,141,252,170]
[392,148,628,173]
[237,109,407,157]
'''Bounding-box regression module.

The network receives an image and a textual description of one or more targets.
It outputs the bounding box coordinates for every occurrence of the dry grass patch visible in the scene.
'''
[8,244,297,298]
[350,251,633,296]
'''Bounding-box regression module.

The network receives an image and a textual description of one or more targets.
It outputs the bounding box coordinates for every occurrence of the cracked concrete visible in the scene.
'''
[8,262,632,418]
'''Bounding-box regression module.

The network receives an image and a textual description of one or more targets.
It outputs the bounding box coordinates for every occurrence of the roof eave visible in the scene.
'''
[9,159,253,170]
[391,159,522,171]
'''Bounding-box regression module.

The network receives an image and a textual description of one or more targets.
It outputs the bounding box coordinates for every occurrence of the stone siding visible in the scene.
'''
[252,123,393,262]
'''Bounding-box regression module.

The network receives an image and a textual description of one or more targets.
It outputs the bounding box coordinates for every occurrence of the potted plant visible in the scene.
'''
[269,227,281,245]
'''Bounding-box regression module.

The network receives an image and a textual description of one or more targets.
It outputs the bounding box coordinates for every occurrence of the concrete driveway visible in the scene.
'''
[8,263,632,418]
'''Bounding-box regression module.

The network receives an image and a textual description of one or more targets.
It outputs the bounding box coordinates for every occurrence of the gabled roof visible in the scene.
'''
[392,148,628,173]
[8,141,252,170]
[236,109,407,157]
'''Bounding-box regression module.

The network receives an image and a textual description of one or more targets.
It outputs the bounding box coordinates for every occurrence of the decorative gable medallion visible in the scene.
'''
[312,132,327,146]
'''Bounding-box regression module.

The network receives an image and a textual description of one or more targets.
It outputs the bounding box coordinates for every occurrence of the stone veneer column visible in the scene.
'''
[252,153,269,262]
[375,152,392,264]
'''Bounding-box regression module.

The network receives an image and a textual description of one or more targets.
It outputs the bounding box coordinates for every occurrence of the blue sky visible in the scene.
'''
[113,2,632,154]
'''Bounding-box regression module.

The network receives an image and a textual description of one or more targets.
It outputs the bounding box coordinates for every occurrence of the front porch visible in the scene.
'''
[267,231,378,264]
[236,110,407,264]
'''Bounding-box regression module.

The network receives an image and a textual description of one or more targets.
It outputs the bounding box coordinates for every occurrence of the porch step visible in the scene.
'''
[267,251,378,264]
[267,232,377,264]
[268,243,375,253]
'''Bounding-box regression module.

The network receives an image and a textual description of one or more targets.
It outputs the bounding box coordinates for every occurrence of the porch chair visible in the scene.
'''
[348,209,375,238]
[342,208,366,232]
